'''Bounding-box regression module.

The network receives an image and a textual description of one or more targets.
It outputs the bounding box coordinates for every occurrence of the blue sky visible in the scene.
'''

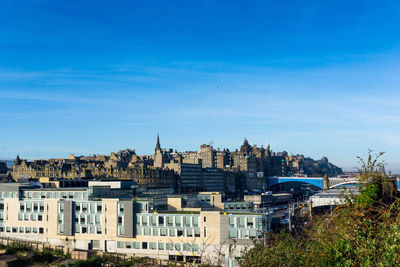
[1,0,400,172]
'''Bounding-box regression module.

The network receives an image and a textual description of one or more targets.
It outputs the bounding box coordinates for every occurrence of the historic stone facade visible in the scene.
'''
[12,152,178,190]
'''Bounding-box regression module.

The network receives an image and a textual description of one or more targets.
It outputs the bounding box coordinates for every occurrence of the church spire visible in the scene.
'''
[155,133,161,151]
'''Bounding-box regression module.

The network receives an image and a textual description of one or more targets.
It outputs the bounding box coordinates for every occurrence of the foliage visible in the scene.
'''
[240,151,400,267]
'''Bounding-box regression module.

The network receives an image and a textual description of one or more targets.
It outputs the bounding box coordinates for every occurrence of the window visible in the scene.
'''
[239,217,245,227]
[175,216,181,226]
[169,228,175,236]
[75,226,80,233]
[177,229,183,237]
[80,217,85,224]
[19,227,24,233]
[117,241,124,248]
[204,227,207,237]
[82,227,87,233]
[195,229,200,237]
[160,228,167,236]
[229,229,238,238]
[39,228,44,234]
[125,242,131,249]
[150,242,156,250]
[193,217,199,227]
[118,217,123,225]
[158,216,164,226]
[133,242,140,249]
[38,215,42,221]
[167,216,173,226]
[40,203,44,212]
[187,229,192,237]
[76,205,81,211]
[119,204,124,213]
[97,205,102,213]
[229,217,235,226]
[183,244,191,251]
[142,242,148,249]
[204,216,207,222]
[158,243,164,250]
[33,203,38,212]
[151,216,157,226]
[142,216,148,226]
[153,228,159,236]
[166,243,174,250]
[247,217,254,228]
[20,204,24,211]
[144,228,150,236]
[184,216,191,227]
[96,226,102,234]
[25,227,31,233]
[59,203,64,212]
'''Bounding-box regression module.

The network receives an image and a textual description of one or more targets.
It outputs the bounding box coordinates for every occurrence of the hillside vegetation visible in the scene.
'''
[240,151,400,267]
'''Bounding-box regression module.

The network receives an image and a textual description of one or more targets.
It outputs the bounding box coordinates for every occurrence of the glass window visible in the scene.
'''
[183,244,191,251]
[195,228,200,237]
[229,229,237,238]
[177,229,184,237]
[169,228,175,237]
[151,216,157,226]
[239,217,245,227]
[144,228,150,236]
[175,216,181,226]
[125,242,131,249]
[133,242,140,249]
[142,242,147,249]
[117,241,124,248]
[153,228,159,236]
[158,216,164,226]
[142,216,148,226]
[187,229,192,237]
[229,217,235,226]
[193,217,199,227]
[158,243,164,250]
[167,216,173,226]
[184,216,191,227]
[160,228,166,236]
[149,242,156,250]
[166,243,174,250]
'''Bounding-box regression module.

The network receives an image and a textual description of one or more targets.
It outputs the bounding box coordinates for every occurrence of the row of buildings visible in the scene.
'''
[11,136,343,195]
[0,181,271,266]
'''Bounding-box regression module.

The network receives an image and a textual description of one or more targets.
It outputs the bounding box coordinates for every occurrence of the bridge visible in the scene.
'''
[267,176,360,190]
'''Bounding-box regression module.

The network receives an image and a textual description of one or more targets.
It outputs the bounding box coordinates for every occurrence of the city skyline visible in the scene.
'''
[1,1,400,172]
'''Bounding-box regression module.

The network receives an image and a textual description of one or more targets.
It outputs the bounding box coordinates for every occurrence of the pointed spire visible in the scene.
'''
[15,155,21,165]
[155,133,161,151]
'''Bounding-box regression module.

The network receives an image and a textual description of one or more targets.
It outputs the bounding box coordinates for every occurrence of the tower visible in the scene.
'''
[154,134,164,168]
